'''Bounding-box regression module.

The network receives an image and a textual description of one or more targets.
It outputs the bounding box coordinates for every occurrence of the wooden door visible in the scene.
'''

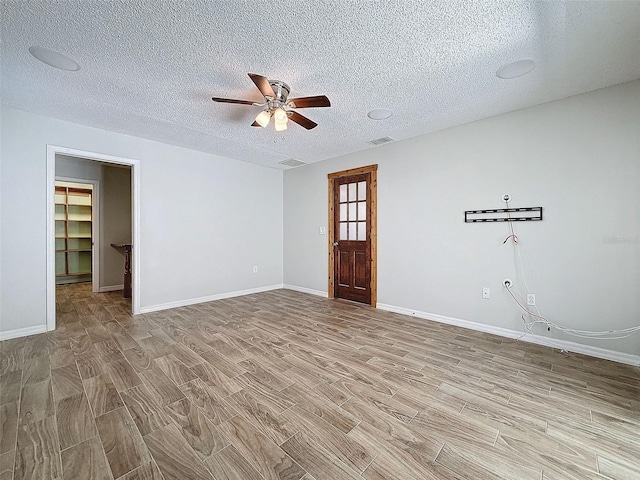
[328,165,377,306]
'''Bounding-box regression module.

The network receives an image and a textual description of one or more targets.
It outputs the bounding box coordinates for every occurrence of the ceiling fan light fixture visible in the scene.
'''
[274,108,288,131]
[274,108,288,124]
[255,110,271,128]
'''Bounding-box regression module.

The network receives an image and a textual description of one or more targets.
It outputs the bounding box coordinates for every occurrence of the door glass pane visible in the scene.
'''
[339,184,347,202]
[348,222,357,240]
[348,183,356,201]
[340,204,347,221]
[340,223,347,240]
[348,203,356,221]
[358,181,366,200]
[358,201,366,220]
[55,238,66,251]
[358,222,367,241]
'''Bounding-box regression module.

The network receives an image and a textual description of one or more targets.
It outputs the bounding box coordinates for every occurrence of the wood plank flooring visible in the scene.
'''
[1,283,639,479]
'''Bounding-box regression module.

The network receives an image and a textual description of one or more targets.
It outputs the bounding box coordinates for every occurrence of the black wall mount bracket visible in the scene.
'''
[464,207,543,223]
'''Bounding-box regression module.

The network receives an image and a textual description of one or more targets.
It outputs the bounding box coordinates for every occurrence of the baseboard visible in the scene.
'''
[0,324,49,341]
[139,284,284,314]
[98,285,124,293]
[282,284,328,298]
[377,303,640,367]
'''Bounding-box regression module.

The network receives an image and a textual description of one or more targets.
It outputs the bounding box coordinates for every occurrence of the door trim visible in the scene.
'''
[46,145,141,332]
[327,164,378,307]
[55,176,101,293]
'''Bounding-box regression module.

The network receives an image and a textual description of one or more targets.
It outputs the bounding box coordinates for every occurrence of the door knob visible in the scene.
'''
[333,242,339,246]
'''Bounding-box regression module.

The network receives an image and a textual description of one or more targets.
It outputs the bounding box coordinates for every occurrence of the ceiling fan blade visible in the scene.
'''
[248,73,276,98]
[289,111,318,130]
[288,95,331,108]
[212,97,255,105]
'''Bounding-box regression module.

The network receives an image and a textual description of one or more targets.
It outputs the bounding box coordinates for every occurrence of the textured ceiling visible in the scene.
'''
[2,1,640,169]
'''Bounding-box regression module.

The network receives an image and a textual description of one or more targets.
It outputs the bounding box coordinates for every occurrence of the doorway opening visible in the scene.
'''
[327,164,377,307]
[46,145,140,332]
[54,179,98,287]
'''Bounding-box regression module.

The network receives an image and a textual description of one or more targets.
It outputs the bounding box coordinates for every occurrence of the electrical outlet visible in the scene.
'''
[319,227,326,235]
[482,287,490,299]
[253,266,258,273]
[527,294,536,306]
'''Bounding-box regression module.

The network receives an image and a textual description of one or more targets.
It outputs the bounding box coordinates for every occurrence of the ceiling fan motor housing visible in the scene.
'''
[269,80,290,103]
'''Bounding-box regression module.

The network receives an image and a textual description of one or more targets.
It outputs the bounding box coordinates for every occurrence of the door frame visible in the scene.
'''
[46,145,141,331]
[327,164,378,307]
[54,176,101,292]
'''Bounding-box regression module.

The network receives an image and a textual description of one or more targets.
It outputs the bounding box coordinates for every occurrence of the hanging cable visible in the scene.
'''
[504,284,640,340]
[502,199,640,341]
[502,234,518,244]
[503,200,519,244]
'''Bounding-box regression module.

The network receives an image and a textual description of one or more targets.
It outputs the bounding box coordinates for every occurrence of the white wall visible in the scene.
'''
[284,80,640,358]
[0,106,283,335]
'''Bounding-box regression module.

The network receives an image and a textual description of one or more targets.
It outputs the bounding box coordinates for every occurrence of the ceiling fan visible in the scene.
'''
[212,73,330,131]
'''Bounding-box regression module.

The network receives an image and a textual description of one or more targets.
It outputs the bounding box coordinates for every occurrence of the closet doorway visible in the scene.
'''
[46,145,140,332]
[54,179,98,288]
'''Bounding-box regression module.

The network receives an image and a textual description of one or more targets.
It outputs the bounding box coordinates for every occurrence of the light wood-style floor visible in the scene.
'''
[1,283,639,480]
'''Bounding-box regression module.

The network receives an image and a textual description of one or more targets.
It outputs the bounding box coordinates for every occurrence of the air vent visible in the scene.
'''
[278,158,306,167]
[367,136,395,146]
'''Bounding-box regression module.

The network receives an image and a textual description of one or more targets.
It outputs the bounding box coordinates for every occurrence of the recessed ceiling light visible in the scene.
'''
[496,59,535,79]
[278,158,306,167]
[29,46,80,71]
[367,108,393,120]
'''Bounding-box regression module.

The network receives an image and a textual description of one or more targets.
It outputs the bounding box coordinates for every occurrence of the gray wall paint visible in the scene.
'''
[102,165,132,287]
[2,81,637,359]
[0,106,283,334]
[57,155,102,180]
[284,80,640,356]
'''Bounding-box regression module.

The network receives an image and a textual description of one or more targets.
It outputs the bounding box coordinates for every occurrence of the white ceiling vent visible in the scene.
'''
[367,136,395,146]
[278,158,306,167]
